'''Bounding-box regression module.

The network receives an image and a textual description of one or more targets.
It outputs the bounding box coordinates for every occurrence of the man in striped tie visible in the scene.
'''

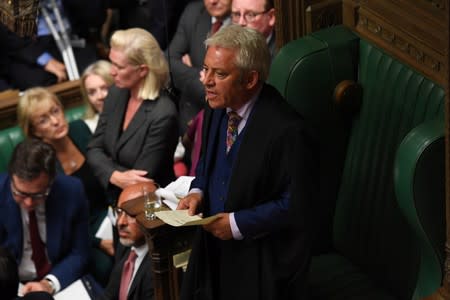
[177,25,315,300]
[0,138,89,296]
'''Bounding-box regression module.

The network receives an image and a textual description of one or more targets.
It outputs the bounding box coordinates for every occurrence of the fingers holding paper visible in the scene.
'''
[177,192,203,215]
[203,213,232,240]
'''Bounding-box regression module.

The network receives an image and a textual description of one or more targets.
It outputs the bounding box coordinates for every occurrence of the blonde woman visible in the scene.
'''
[80,60,114,133]
[17,87,114,287]
[87,28,179,204]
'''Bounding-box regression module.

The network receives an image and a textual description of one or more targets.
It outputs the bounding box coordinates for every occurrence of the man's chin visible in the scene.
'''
[119,237,134,247]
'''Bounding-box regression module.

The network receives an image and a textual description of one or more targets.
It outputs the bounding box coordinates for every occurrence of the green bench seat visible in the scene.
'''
[0,105,86,173]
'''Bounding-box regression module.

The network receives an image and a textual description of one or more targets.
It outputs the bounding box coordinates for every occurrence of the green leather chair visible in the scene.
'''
[0,105,86,173]
[269,25,445,299]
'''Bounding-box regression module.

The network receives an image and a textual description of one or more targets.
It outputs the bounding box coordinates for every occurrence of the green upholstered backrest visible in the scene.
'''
[269,25,360,253]
[332,39,444,298]
[394,118,445,298]
[0,105,86,173]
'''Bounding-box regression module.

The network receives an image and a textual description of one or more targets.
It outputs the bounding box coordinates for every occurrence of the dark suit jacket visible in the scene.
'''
[0,23,38,90]
[109,0,189,50]
[167,1,212,132]
[87,85,179,202]
[0,174,90,290]
[98,244,153,300]
[182,84,314,300]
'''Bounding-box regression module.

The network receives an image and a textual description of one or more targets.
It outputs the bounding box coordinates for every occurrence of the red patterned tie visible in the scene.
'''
[226,111,242,153]
[28,210,51,279]
[211,20,223,35]
[119,250,138,300]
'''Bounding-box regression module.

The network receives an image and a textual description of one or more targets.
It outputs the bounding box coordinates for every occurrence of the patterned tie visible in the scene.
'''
[226,111,242,153]
[211,20,223,35]
[28,210,51,279]
[119,249,138,300]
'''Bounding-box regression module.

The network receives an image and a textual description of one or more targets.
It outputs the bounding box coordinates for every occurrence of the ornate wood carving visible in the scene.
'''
[343,0,448,86]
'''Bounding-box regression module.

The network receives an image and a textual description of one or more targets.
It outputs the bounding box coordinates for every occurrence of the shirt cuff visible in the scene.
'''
[230,212,243,240]
[188,188,203,197]
[36,52,52,66]
[45,274,61,293]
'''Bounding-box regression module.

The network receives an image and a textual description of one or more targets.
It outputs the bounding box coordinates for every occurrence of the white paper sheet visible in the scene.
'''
[95,215,113,240]
[155,176,195,211]
[155,210,219,227]
[54,279,91,300]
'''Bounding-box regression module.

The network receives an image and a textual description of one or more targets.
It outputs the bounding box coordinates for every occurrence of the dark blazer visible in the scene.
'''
[183,84,314,300]
[0,174,90,290]
[98,244,153,300]
[167,1,212,132]
[87,85,179,202]
[109,0,189,50]
[0,23,39,90]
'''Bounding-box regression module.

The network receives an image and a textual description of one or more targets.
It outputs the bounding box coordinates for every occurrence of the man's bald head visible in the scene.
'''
[118,181,156,207]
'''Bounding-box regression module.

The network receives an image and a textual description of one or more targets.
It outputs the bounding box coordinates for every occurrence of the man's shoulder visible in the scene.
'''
[259,83,303,123]
[183,1,206,16]
[0,173,11,204]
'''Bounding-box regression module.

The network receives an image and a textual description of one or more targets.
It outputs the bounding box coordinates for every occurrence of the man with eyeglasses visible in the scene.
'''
[98,182,153,300]
[0,138,89,296]
[231,0,277,59]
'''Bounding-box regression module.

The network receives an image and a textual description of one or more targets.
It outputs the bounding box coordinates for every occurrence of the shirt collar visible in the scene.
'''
[211,16,231,27]
[226,85,263,122]
[132,242,149,258]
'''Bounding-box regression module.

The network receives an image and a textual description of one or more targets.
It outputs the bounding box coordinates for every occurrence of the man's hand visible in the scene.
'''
[177,192,202,216]
[110,170,153,189]
[21,279,54,295]
[44,58,67,82]
[203,213,232,240]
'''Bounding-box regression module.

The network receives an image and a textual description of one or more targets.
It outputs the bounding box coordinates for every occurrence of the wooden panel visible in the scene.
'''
[305,0,343,34]
[0,79,83,129]
[343,0,449,86]
[274,0,343,48]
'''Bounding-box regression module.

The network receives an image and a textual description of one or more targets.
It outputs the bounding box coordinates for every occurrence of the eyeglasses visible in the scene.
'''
[33,106,63,128]
[231,10,268,23]
[10,181,50,201]
[114,207,136,223]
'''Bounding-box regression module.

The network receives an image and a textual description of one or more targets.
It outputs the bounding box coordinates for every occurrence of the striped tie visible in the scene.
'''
[226,111,242,153]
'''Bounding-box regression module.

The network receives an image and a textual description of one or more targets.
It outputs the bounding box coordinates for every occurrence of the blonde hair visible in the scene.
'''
[110,28,169,100]
[81,60,113,119]
[205,24,270,82]
[17,87,62,137]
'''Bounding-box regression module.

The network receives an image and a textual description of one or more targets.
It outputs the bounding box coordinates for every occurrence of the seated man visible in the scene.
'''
[231,0,276,58]
[98,182,154,300]
[0,138,89,296]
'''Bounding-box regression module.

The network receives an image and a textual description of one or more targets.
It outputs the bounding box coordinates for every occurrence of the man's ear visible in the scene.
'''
[244,70,259,89]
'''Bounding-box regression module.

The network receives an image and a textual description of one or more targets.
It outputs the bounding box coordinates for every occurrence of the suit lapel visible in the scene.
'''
[116,99,154,151]
[204,108,225,177]
[109,89,129,161]
[45,193,60,262]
